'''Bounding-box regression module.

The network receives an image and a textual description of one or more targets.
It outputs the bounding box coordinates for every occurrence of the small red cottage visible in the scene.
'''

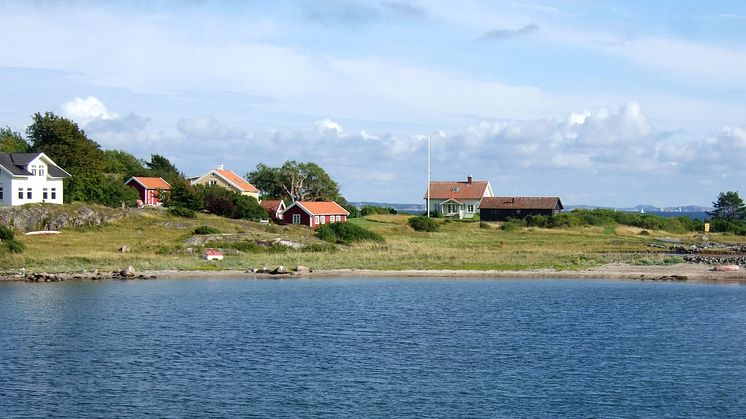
[124,176,171,206]
[259,199,286,221]
[282,201,349,228]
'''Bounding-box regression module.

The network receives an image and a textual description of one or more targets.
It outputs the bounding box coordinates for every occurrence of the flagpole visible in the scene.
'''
[427,135,431,218]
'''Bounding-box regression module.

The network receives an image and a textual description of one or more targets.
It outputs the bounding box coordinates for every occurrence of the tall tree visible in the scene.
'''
[146,154,184,185]
[709,191,746,221]
[26,112,104,174]
[102,150,147,177]
[0,126,30,153]
[247,160,343,202]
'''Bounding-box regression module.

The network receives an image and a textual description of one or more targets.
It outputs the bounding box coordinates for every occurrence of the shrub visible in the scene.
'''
[317,222,384,244]
[168,206,196,218]
[500,218,525,231]
[479,221,491,229]
[408,216,439,232]
[0,225,14,241]
[360,205,397,216]
[193,226,220,235]
[4,238,25,254]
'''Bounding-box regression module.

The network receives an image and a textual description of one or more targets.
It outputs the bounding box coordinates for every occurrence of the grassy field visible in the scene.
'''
[0,207,737,273]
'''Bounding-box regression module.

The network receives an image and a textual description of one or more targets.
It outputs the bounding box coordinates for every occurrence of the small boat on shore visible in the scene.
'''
[24,230,61,236]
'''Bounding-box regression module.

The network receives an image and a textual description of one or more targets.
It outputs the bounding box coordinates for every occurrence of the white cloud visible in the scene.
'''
[61,96,116,125]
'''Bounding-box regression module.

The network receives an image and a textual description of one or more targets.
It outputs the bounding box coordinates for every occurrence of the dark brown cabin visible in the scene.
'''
[479,197,563,221]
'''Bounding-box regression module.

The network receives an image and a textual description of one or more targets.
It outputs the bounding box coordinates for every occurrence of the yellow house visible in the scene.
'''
[190,165,259,199]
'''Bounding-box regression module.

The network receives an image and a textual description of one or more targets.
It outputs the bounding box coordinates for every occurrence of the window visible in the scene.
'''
[27,188,32,199]
[320,216,326,225]
[30,165,37,176]
[336,215,341,222]
[292,214,300,224]
[43,188,48,200]
[18,189,23,199]
[208,179,218,186]
[314,215,320,225]
[51,188,57,200]
[451,187,460,192]
[0,184,3,200]
[39,167,45,177]
[467,205,474,213]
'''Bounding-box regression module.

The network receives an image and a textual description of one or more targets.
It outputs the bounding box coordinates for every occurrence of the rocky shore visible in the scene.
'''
[2,263,744,283]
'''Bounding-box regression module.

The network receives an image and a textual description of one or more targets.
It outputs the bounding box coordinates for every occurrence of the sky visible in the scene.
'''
[1,0,746,207]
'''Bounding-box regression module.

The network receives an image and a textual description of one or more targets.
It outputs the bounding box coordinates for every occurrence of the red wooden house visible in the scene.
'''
[124,176,171,206]
[281,201,349,228]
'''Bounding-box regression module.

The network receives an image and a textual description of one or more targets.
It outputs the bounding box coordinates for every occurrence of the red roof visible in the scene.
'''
[294,201,349,215]
[215,169,258,193]
[260,200,285,212]
[128,177,171,190]
[425,179,490,200]
[480,197,563,210]
[204,249,223,256]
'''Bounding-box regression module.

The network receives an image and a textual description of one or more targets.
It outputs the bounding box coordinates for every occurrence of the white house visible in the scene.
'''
[424,176,493,219]
[0,153,71,206]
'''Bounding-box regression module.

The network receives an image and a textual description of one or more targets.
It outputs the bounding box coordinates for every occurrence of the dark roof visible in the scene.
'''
[0,153,70,178]
[480,197,563,210]
[425,179,490,200]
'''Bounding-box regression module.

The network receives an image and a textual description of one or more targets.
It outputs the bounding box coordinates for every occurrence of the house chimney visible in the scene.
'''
[511,197,515,203]
[467,175,473,184]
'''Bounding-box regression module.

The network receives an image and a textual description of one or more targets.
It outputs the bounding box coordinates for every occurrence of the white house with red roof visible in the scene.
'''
[259,199,286,220]
[424,176,493,219]
[124,176,171,206]
[281,201,349,228]
[190,165,259,199]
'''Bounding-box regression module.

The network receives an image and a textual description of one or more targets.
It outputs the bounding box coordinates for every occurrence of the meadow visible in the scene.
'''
[2,207,738,274]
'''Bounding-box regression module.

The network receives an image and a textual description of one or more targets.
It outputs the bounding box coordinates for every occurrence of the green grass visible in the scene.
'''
[0,209,731,273]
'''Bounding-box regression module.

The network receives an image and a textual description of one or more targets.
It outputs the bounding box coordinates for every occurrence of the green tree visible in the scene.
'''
[102,150,147,177]
[146,154,184,185]
[0,126,30,153]
[709,191,746,222]
[26,112,104,174]
[247,160,343,202]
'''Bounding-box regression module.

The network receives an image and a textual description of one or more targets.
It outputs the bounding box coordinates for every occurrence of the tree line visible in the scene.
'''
[3,112,352,221]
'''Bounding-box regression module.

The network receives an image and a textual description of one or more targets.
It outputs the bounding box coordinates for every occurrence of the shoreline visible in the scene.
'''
[3,263,743,283]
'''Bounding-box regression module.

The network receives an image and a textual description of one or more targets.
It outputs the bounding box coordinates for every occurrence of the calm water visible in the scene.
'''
[1,278,745,418]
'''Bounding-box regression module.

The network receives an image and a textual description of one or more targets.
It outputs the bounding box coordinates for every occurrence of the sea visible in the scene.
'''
[1,278,745,417]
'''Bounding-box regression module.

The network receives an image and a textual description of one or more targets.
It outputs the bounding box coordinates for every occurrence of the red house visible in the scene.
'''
[259,199,286,220]
[281,201,349,228]
[124,176,171,206]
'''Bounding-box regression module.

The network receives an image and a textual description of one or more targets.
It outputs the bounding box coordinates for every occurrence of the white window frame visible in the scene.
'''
[208,179,218,186]
[0,184,3,200]
[336,215,341,222]
[314,215,320,225]
[292,214,301,224]
[43,188,48,200]
[320,216,326,225]
[39,166,45,177]
[30,165,37,176]
[18,188,23,200]
[467,204,474,213]
[51,188,57,200]
[26,188,32,199]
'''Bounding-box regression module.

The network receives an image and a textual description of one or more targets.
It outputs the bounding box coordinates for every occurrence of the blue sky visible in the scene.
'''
[1,0,746,207]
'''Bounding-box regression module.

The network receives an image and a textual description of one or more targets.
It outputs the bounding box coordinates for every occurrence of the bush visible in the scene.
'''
[500,218,525,231]
[317,222,384,244]
[169,206,196,218]
[193,226,220,235]
[408,216,439,232]
[0,225,14,241]
[708,218,746,235]
[360,205,397,216]
[4,238,25,254]
[479,221,491,229]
